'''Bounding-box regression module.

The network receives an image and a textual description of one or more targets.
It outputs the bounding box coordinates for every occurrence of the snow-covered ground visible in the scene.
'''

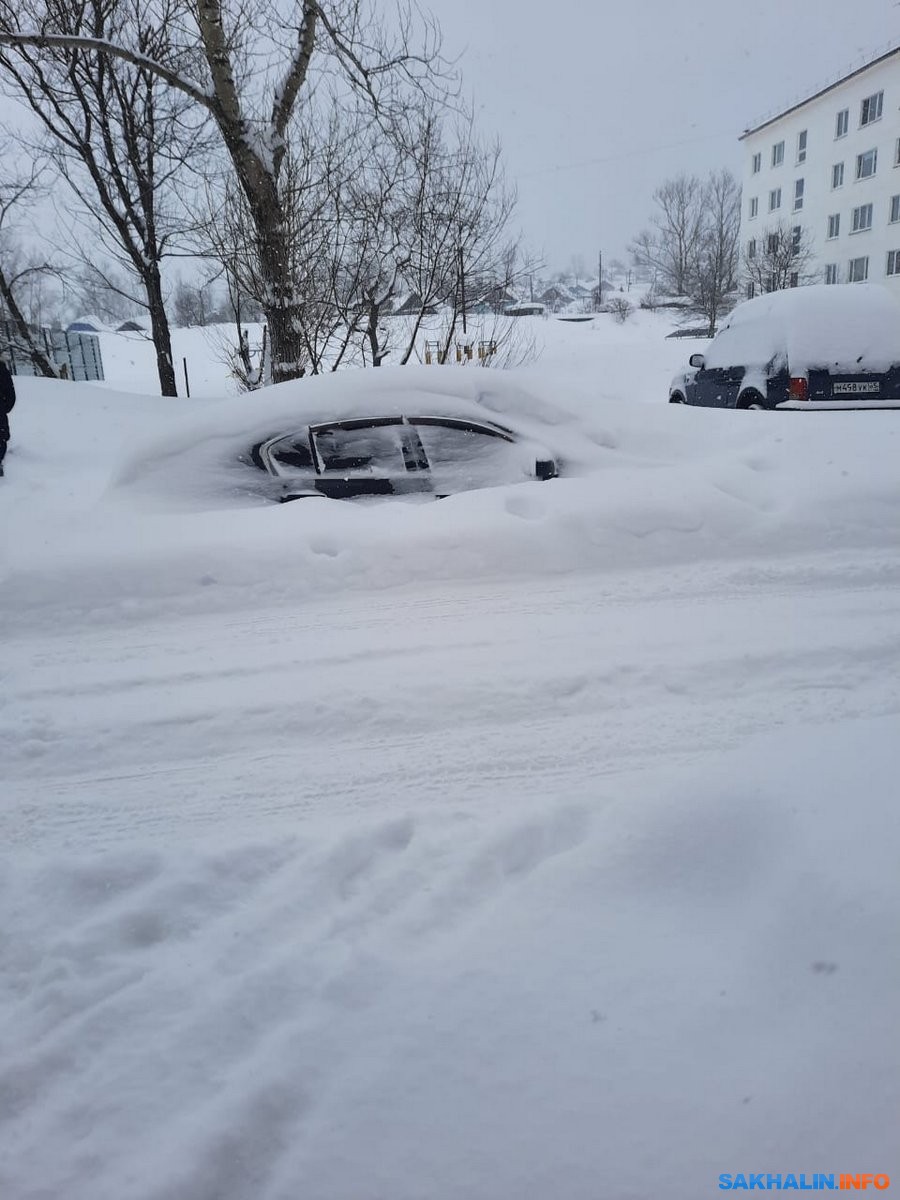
[2,312,898,1199]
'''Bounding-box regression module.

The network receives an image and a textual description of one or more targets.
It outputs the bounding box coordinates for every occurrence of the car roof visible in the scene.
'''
[710,284,900,372]
[305,414,516,439]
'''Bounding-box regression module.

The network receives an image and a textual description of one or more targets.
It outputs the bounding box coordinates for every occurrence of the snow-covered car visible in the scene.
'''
[248,414,559,502]
[669,284,900,410]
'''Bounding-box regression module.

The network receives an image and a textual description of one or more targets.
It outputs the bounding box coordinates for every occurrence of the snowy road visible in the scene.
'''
[6,548,900,852]
[4,546,900,1200]
[4,366,900,1198]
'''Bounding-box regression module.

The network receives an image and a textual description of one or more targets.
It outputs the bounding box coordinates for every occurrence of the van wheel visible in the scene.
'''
[737,391,766,410]
[669,393,686,404]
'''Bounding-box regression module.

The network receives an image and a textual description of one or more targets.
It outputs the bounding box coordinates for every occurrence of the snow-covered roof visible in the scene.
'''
[704,284,900,373]
[67,315,109,333]
[741,42,900,138]
[504,301,545,314]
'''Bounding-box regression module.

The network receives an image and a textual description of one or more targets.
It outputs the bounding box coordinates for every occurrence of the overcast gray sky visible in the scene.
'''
[428,0,899,271]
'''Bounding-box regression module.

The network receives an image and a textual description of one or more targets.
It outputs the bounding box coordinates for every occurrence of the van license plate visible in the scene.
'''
[833,381,880,394]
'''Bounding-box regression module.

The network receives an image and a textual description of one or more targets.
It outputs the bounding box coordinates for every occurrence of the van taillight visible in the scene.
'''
[789,376,808,401]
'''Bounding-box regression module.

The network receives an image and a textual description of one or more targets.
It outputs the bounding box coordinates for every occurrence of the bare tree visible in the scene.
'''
[73,262,142,325]
[629,173,705,296]
[568,252,586,285]
[172,272,224,327]
[395,110,517,365]
[684,168,741,333]
[0,0,215,395]
[0,159,61,376]
[607,296,632,324]
[0,0,453,384]
[743,222,816,296]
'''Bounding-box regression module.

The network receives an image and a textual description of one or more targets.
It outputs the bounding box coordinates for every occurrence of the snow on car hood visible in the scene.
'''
[703,284,900,374]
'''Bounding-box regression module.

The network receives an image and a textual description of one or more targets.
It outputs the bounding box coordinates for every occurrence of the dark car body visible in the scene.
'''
[248,414,558,502]
[669,285,900,410]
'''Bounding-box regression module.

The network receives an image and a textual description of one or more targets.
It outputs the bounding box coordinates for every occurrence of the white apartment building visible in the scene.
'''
[739,46,900,295]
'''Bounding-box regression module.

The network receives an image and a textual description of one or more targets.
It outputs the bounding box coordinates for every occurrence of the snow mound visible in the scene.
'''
[4,370,900,635]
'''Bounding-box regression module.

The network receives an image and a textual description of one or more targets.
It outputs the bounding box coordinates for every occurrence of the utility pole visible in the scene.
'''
[459,245,467,335]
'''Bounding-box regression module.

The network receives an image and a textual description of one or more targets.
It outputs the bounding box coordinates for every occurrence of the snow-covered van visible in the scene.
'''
[669,284,900,409]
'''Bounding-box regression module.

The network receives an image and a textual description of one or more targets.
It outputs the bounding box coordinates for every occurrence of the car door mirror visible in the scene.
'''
[689,353,706,369]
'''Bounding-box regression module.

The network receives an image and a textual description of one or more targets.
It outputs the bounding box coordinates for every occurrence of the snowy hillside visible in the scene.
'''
[1,313,898,1199]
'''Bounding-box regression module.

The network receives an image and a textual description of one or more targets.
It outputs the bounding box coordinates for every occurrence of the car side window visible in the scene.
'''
[313,424,414,474]
[268,434,314,471]
[412,421,510,468]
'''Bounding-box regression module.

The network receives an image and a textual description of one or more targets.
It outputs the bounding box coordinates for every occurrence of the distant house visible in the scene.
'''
[116,319,146,333]
[66,315,107,333]
[385,292,438,317]
[568,281,594,300]
[504,301,545,316]
[537,285,575,312]
[479,284,519,313]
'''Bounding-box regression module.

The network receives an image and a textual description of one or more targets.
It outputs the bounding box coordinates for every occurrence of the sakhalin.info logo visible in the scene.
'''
[718,1176,891,1191]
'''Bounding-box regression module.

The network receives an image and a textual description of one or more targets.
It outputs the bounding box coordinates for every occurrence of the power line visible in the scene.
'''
[516,128,737,180]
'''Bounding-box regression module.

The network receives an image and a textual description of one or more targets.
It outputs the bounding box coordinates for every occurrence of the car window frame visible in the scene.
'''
[260,415,518,480]
[260,430,317,475]
[406,416,516,472]
[309,417,429,475]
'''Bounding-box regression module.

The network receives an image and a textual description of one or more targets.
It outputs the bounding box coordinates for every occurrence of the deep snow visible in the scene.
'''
[1,312,898,1199]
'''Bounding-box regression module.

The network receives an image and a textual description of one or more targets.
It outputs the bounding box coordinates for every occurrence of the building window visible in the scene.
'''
[772,141,785,167]
[749,196,758,219]
[836,108,849,138]
[793,178,804,210]
[827,213,841,239]
[887,250,900,276]
[856,148,878,179]
[860,91,883,126]
[769,187,782,212]
[825,264,839,284]
[765,273,777,293]
[891,195,900,223]
[752,152,761,174]
[792,225,802,254]
[848,255,869,282]
[797,130,807,163]
[746,282,756,299]
[832,162,844,189]
[748,238,757,259]
[851,203,874,233]
[767,233,779,254]
[789,272,799,288]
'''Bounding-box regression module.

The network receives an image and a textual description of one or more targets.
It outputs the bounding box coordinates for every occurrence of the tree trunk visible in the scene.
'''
[256,217,307,384]
[144,265,178,396]
[0,267,57,378]
[365,297,387,366]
